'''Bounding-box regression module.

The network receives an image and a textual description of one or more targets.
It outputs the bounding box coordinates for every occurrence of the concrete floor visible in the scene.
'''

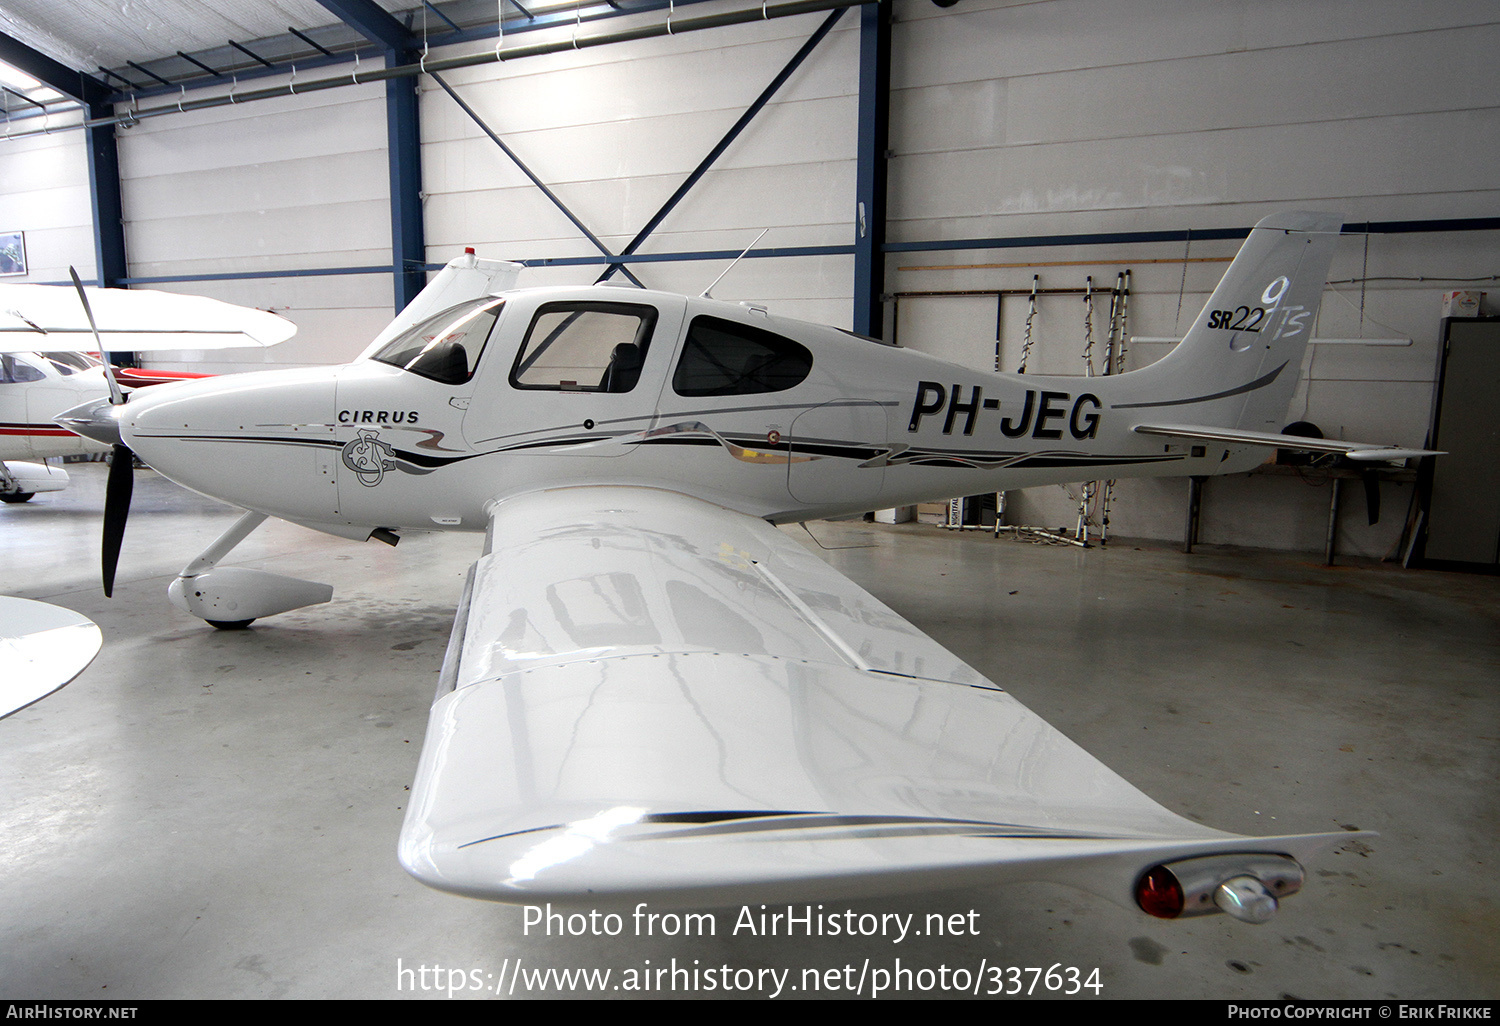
[1,463,1495,1000]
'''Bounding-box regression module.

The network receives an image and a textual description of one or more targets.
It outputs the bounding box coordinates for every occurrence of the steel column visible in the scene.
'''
[316,1,427,311]
[0,30,109,105]
[0,30,123,292]
[852,0,890,336]
[85,103,128,290]
[386,50,427,311]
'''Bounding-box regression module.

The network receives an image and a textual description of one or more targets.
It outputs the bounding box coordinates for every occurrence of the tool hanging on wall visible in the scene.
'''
[1095,269,1131,543]
[1114,269,1132,374]
[1081,276,1097,377]
[1016,275,1039,374]
[908,272,1127,545]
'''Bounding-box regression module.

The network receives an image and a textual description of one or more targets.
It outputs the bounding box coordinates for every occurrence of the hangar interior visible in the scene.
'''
[0,0,1496,1001]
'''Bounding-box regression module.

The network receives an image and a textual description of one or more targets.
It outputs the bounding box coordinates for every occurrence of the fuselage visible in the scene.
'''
[112,285,1264,537]
[0,353,113,461]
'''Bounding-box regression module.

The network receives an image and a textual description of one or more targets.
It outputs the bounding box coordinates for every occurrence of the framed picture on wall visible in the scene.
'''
[0,231,25,276]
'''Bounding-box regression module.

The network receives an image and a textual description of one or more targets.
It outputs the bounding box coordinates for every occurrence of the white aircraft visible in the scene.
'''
[57,213,1428,922]
[0,283,296,501]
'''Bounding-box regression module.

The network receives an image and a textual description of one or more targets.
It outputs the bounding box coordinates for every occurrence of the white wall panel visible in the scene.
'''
[893,0,1495,86]
[891,110,1500,227]
[139,275,395,373]
[118,90,388,175]
[429,17,857,139]
[421,12,860,323]
[884,0,1498,553]
[116,73,393,370]
[1003,25,1500,147]
[0,128,92,282]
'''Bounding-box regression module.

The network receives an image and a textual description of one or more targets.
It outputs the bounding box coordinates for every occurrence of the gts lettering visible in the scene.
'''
[908,381,1100,440]
[1206,306,1265,332]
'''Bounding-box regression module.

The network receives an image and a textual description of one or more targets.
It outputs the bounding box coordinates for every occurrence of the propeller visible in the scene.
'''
[68,267,133,597]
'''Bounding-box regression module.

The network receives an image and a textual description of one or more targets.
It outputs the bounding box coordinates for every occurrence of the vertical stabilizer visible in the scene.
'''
[1122,212,1342,432]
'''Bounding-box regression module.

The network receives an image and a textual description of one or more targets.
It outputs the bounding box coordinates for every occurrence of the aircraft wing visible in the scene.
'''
[0,284,295,351]
[0,597,101,718]
[1133,423,1439,462]
[400,486,1353,908]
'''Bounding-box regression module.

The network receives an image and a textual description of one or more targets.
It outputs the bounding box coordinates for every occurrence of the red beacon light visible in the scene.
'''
[1135,853,1305,924]
[1135,864,1186,919]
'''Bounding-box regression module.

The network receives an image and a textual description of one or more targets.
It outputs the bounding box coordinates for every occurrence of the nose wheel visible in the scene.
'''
[169,511,333,628]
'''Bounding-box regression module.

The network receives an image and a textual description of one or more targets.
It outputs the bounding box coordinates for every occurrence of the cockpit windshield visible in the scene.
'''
[370,297,504,385]
[39,352,102,375]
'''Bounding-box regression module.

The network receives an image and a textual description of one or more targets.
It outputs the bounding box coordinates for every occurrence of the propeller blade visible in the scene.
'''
[68,266,125,406]
[102,444,134,597]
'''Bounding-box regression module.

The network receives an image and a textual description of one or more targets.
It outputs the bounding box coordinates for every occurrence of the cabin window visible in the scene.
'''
[370,297,503,385]
[0,355,45,384]
[671,316,813,397]
[511,302,657,392]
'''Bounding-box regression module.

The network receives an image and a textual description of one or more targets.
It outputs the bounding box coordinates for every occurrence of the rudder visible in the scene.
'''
[1122,211,1342,433]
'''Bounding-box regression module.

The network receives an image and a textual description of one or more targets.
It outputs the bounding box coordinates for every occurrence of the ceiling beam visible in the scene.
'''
[315,0,416,53]
[0,29,108,104]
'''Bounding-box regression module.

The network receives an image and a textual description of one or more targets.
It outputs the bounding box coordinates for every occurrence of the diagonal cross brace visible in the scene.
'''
[431,72,645,289]
[596,7,846,282]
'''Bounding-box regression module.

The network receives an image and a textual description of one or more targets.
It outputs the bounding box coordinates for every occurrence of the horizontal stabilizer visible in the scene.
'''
[0,285,296,350]
[1134,423,1440,463]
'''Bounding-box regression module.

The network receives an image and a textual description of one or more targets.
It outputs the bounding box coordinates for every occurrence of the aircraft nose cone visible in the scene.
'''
[55,397,123,448]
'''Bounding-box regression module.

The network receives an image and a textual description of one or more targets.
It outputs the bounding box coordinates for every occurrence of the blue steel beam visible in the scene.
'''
[0,32,128,301]
[315,0,415,52]
[596,7,847,281]
[86,102,128,289]
[0,29,109,104]
[96,213,1498,287]
[386,63,427,310]
[317,0,427,310]
[97,1,837,107]
[852,0,889,336]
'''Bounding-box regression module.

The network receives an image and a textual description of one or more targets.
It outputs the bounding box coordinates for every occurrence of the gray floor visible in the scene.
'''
[1,463,1495,1000]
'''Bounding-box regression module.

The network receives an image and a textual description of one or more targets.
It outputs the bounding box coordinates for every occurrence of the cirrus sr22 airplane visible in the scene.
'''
[57,212,1428,923]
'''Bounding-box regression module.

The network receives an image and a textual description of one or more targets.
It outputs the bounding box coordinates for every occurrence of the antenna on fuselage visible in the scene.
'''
[700,229,769,300]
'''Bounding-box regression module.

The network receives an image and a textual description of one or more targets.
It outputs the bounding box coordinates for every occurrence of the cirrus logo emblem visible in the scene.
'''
[341,428,397,487]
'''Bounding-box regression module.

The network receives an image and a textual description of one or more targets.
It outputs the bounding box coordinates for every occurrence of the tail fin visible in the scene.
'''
[1123,211,1342,433]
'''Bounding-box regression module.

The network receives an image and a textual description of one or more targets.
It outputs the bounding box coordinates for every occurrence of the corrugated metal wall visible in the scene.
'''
[0,116,91,283]
[883,0,1498,554]
[419,12,859,321]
